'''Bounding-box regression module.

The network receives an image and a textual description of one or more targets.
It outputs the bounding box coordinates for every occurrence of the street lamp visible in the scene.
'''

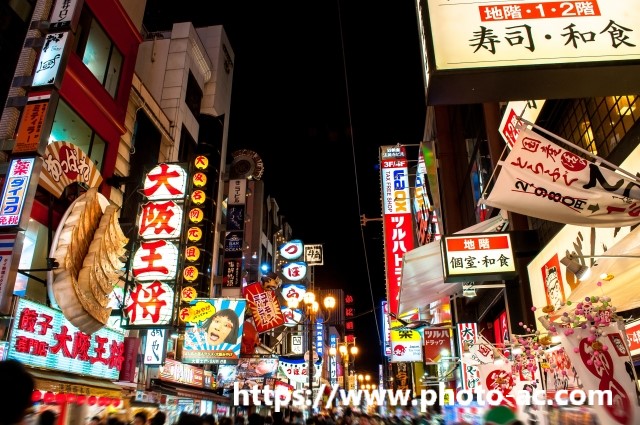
[302,291,334,417]
[339,342,358,390]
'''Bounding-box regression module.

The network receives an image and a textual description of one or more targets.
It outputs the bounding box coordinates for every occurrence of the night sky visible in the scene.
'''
[143,0,427,374]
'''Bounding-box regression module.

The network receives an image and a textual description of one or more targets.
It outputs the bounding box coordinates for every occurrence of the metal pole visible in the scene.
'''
[308,311,314,418]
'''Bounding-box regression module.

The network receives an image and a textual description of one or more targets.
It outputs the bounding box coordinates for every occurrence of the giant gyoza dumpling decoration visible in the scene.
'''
[49,187,128,334]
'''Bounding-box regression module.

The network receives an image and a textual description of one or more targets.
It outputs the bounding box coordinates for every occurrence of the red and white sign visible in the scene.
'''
[443,233,516,282]
[124,281,175,326]
[244,282,284,333]
[499,100,545,149]
[625,320,640,356]
[457,323,478,392]
[423,329,451,363]
[485,126,640,227]
[380,145,415,315]
[142,163,187,200]
[560,325,640,425]
[132,240,179,281]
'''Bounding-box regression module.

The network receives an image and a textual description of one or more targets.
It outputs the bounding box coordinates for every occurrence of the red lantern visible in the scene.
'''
[76,395,86,405]
[66,393,77,404]
[55,393,67,404]
[31,390,42,403]
[111,398,121,407]
[88,395,97,406]
[43,392,55,404]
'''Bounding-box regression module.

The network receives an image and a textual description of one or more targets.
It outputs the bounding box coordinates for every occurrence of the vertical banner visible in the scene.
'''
[382,301,391,358]
[457,323,481,390]
[119,337,141,383]
[380,145,415,315]
[0,234,17,313]
[344,294,355,343]
[559,325,640,425]
[222,179,246,287]
[391,362,414,393]
[123,163,187,328]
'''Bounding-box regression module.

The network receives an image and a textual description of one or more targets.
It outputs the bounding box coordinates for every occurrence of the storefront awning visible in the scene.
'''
[151,379,231,404]
[555,223,640,315]
[28,368,123,398]
[398,212,508,314]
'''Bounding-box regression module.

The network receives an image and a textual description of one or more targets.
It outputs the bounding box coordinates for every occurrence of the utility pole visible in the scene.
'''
[360,214,383,227]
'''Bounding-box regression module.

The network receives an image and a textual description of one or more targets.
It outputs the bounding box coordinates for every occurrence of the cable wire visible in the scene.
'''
[336,0,382,348]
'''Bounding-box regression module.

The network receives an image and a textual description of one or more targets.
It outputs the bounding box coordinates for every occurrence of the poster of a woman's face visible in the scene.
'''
[181,299,247,363]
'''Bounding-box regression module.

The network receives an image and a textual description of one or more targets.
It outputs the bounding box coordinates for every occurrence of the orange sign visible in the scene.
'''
[194,155,209,170]
[185,246,200,262]
[14,99,49,153]
[193,172,207,187]
[187,227,202,242]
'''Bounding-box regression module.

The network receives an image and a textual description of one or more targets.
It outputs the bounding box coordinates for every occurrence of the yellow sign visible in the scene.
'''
[183,266,199,282]
[194,155,209,170]
[187,227,202,242]
[181,286,197,302]
[185,246,200,262]
[390,320,421,342]
[193,172,207,187]
[189,208,203,223]
[191,190,206,205]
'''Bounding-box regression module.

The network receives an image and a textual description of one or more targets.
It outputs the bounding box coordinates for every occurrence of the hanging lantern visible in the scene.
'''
[111,398,121,407]
[76,395,86,405]
[66,393,77,404]
[56,393,67,404]
[31,390,42,403]
[43,392,55,404]
[88,395,97,406]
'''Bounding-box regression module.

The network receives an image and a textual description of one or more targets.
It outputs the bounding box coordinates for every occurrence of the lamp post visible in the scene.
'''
[299,292,335,418]
[339,342,358,390]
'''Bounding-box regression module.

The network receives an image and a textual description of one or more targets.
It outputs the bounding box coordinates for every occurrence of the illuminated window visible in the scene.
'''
[49,100,106,171]
[75,8,123,98]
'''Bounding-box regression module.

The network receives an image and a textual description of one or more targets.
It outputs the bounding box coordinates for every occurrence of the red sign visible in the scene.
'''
[423,329,451,363]
[119,337,141,382]
[244,282,284,333]
[625,321,640,356]
[159,358,204,387]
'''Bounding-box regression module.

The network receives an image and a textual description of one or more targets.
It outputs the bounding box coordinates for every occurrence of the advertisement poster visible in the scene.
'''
[181,298,246,364]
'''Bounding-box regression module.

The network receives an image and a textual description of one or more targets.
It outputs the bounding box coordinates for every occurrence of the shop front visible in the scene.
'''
[152,359,231,424]
[6,298,126,425]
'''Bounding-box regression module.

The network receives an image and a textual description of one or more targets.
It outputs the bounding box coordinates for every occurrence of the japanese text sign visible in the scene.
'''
[380,145,415,315]
[14,96,50,154]
[7,298,125,380]
[0,157,36,228]
[244,282,284,333]
[443,233,517,282]
[425,0,640,71]
[424,329,452,363]
[144,328,167,365]
[32,32,69,87]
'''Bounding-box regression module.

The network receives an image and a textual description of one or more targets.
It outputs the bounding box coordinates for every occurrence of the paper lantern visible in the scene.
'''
[43,392,55,404]
[67,393,77,403]
[88,395,97,406]
[76,395,86,405]
[56,393,67,404]
[31,390,42,403]
[111,399,121,407]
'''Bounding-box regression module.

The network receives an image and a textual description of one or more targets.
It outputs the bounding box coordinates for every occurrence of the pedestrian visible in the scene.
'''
[219,417,233,425]
[132,412,148,425]
[150,412,166,425]
[201,414,215,425]
[89,416,102,425]
[176,413,204,425]
[37,410,57,425]
[248,413,264,425]
[0,359,35,425]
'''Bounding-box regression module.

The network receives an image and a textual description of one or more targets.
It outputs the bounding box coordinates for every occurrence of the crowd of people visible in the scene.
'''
[0,359,525,425]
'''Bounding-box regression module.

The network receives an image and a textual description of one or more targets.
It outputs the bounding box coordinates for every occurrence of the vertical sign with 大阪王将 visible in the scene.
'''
[124,163,188,328]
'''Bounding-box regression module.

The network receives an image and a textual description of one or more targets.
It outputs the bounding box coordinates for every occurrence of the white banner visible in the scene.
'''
[484,126,640,227]
[559,325,640,425]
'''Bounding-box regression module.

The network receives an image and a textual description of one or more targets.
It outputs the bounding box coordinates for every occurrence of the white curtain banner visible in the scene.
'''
[484,126,640,227]
[559,325,640,425]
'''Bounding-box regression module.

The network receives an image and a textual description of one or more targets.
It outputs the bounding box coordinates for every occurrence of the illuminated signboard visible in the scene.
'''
[279,240,303,261]
[281,262,307,282]
[315,318,324,358]
[0,157,36,228]
[442,233,517,283]
[380,145,415,315]
[32,32,69,87]
[124,162,188,328]
[181,298,246,364]
[425,0,640,70]
[7,298,125,380]
[144,329,168,366]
